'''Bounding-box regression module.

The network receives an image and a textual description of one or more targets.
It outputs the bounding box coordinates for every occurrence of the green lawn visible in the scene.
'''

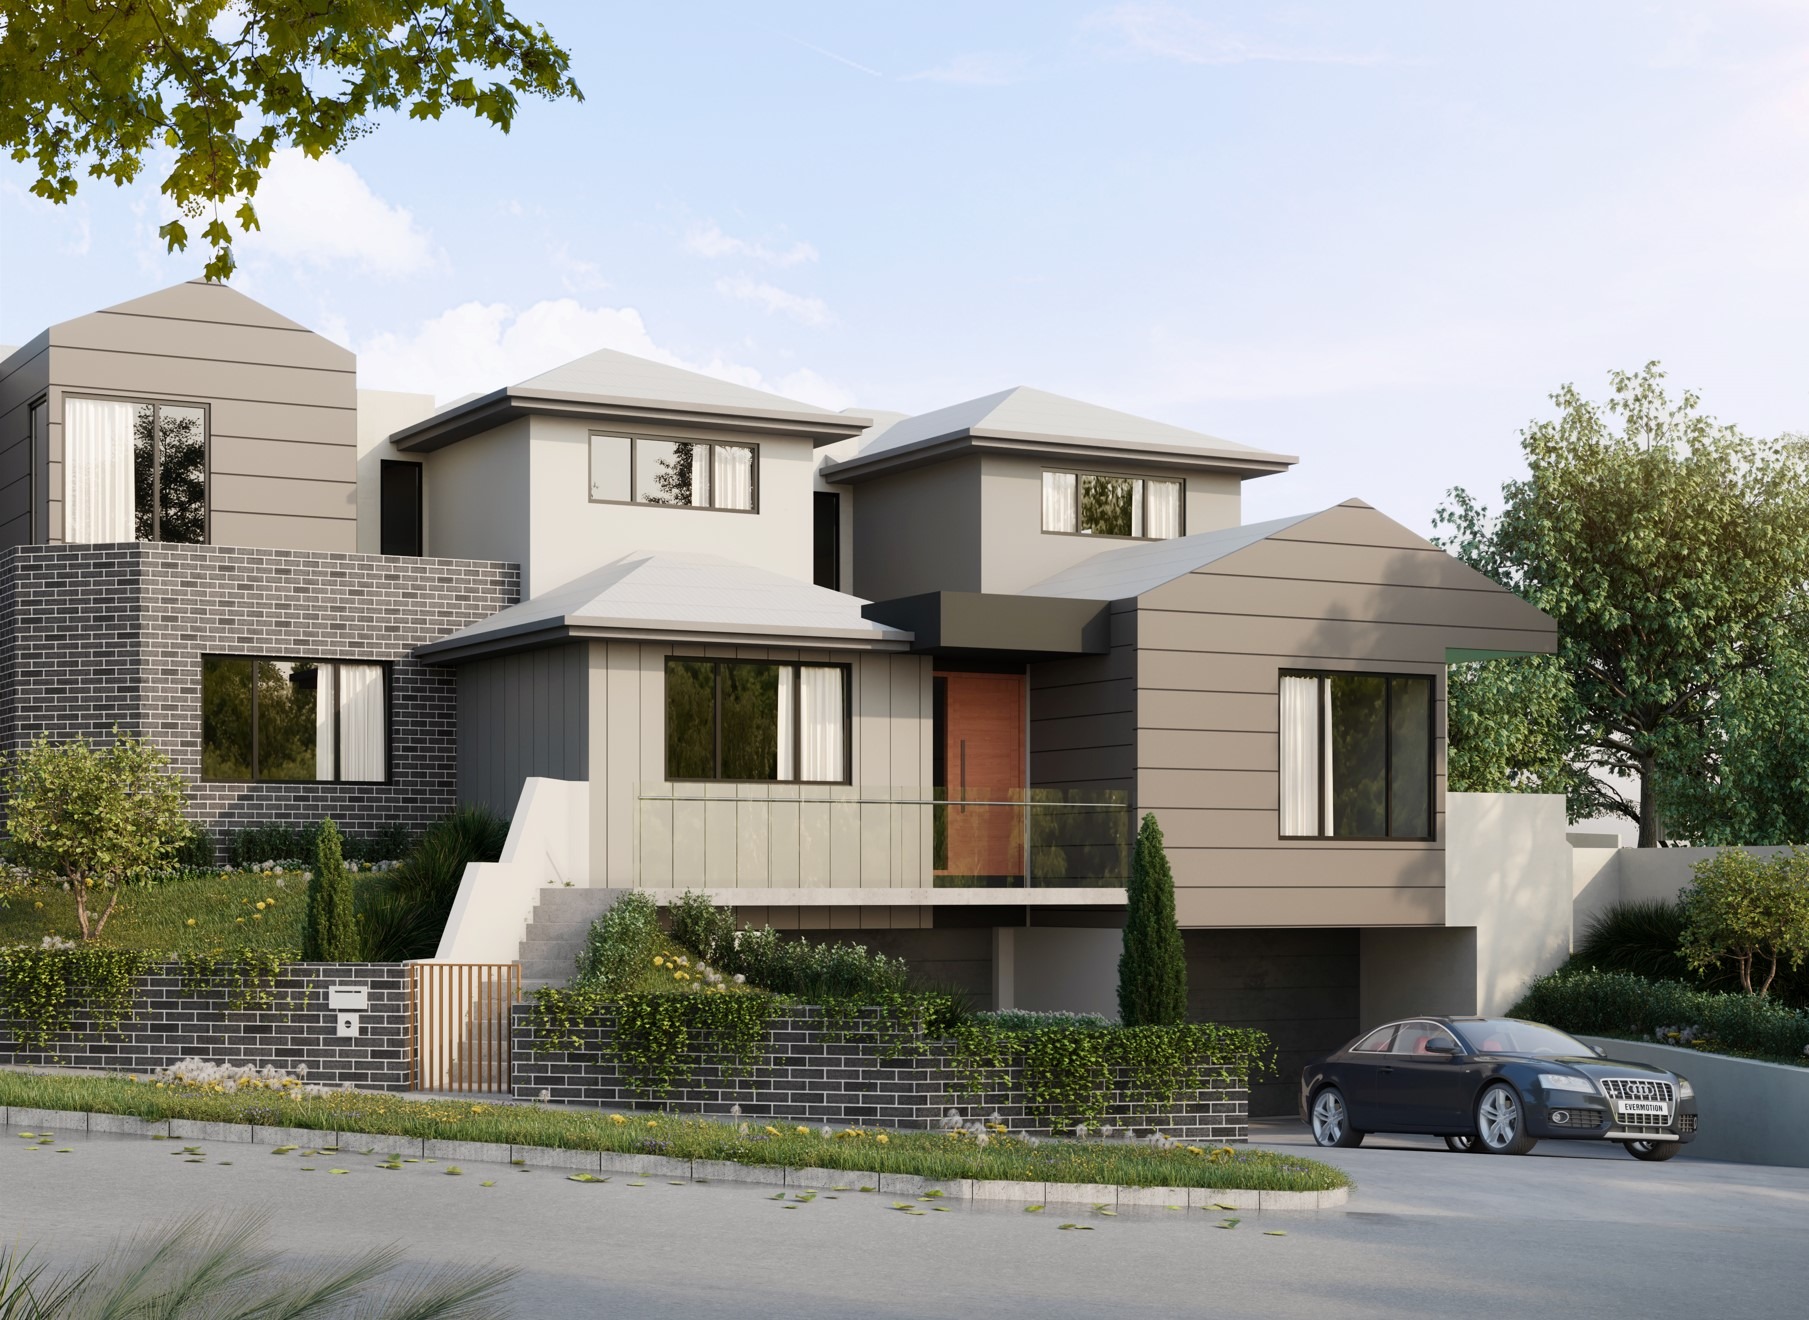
[0,868,385,954]
[0,1070,1351,1192]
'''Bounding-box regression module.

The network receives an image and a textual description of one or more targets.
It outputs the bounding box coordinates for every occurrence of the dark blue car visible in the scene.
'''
[1300,1016,1699,1160]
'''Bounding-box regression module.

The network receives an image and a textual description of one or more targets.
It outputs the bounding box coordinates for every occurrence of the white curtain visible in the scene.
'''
[713,444,754,510]
[1146,480,1182,540]
[337,663,386,782]
[1279,675,1321,835]
[1042,471,1076,532]
[63,398,134,542]
[315,664,337,781]
[798,665,844,782]
[776,665,796,781]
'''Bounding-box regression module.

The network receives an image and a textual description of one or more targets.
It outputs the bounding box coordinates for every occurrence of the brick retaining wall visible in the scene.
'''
[512,1005,1248,1141]
[0,961,412,1090]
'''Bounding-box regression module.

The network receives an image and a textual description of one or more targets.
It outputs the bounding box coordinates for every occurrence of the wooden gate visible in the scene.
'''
[409,962,521,1093]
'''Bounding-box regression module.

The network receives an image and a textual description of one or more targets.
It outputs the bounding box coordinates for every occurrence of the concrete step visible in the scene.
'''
[515,887,633,987]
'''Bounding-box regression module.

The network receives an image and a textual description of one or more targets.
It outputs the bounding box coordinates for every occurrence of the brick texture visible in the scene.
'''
[0,961,412,1089]
[512,1005,1249,1141]
[0,543,518,849]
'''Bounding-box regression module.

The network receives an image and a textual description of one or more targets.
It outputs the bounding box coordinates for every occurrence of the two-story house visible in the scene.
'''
[0,280,1563,1111]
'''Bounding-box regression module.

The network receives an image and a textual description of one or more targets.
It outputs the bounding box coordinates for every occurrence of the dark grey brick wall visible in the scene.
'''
[0,543,519,848]
[512,1005,1248,1141]
[0,961,412,1089]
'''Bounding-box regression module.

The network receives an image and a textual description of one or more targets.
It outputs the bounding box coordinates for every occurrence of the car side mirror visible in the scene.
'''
[1425,1039,1460,1055]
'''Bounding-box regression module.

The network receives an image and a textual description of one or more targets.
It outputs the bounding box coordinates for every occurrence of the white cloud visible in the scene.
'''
[1082,3,1386,66]
[684,221,817,267]
[356,297,849,408]
[905,53,1030,86]
[239,150,439,277]
[714,275,834,327]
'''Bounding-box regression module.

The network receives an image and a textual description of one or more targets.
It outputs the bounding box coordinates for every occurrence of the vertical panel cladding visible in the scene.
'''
[0,543,518,850]
[457,644,589,817]
[0,961,413,1090]
[509,1004,1250,1140]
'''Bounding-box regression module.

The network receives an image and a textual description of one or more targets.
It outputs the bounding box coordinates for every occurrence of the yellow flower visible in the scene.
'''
[610,1113,627,1125]
[252,913,262,920]
[255,901,266,911]
[185,918,196,926]
[647,1120,659,1128]
[875,1133,889,1144]
[795,1125,810,1135]
[652,956,664,967]
[32,901,42,910]
[235,917,244,923]
[765,1125,780,1136]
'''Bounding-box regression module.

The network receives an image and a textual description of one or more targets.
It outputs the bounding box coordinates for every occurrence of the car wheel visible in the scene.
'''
[1443,1134,1480,1153]
[1309,1086,1366,1148]
[1623,1140,1683,1162]
[1474,1082,1537,1156]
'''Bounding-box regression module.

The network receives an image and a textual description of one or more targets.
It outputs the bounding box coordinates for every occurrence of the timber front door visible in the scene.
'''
[935,670,1026,883]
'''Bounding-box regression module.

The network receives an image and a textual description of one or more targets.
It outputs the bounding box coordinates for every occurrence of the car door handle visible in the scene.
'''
[1378,1066,1395,1075]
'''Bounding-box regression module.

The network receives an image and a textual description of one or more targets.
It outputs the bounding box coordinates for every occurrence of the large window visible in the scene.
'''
[64,397,206,544]
[1041,470,1182,540]
[1278,671,1433,839]
[590,433,757,512]
[665,657,848,783]
[202,657,387,782]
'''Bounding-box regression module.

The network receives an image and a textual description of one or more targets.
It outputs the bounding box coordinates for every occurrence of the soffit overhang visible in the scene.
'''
[820,430,1297,484]
[860,591,1111,660]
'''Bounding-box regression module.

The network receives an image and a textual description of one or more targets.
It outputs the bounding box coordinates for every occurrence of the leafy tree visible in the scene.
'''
[1118,813,1187,1026]
[2,730,189,939]
[304,817,358,962]
[1436,364,1809,845]
[0,1,583,280]
[1679,848,1809,996]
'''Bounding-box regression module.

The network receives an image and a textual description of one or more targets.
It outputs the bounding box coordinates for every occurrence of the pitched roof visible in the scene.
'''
[820,386,1296,482]
[518,348,842,418]
[1022,510,1322,600]
[415,551,911,661]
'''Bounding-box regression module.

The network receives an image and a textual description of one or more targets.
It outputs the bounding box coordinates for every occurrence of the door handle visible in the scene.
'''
[1378,1066,1395,1075]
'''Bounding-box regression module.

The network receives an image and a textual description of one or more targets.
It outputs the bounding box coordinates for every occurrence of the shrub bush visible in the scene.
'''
[1567,899,1809,1009]
[171,824,215,870]
[573,892,663,993]
[354,806,508,962]
[1119,812,1186,1027]
[668,889,736,968]
[303,818,358,962]
[229,821,414,868]
[662,890,915,1007]
[1510,967,1809,1061]
[973,1009,1114,1031]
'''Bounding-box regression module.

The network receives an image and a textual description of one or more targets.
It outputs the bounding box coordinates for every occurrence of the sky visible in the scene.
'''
[3,0,1808,537]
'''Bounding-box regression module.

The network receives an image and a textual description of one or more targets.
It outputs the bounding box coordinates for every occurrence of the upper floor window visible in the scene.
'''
[1279,671,1433,840]
[380,460,424,556]
[202,656,387,782]
[665,657,848,783]
[1041,470,1182,540]
[589,433,757,512]
[64,397,207,543]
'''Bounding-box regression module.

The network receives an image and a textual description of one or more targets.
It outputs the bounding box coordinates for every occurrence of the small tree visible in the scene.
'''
[1679,848,1809,995]
[304,818,359,962]
[3,730,189,940]
[1118,813,1188,1026]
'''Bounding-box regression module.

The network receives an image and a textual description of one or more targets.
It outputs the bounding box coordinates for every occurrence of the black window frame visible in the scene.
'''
[588,431,760,514]
[812,490,841,589]
[62,391,211,545]
[379,459,424,557]
[1040,468,1185,541]
[200,653,392,785]
[1277,669,1436,842]
[663,656,852,785]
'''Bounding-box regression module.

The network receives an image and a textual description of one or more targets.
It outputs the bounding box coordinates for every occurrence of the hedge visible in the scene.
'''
[1510,967,1809,1061]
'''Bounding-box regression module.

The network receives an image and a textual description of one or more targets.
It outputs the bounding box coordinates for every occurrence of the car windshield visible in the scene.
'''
[1452,1020,1590,1057]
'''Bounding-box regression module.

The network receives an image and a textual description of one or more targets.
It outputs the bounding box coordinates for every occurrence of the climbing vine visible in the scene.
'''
[176,947,291,1012]
[528,988,780,1098]
[0,945,157,1053]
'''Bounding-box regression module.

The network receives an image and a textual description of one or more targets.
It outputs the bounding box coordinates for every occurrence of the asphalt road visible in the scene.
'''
[3,1118,1805,1318]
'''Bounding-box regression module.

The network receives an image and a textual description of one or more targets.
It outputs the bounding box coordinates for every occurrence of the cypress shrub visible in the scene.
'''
[1118,812,1188,1026]
[304,818,359,961]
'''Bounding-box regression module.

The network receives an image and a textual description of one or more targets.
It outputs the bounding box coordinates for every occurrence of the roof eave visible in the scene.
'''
[416,616,913,664]
[391,386,872,451]
[821,431,1297,483]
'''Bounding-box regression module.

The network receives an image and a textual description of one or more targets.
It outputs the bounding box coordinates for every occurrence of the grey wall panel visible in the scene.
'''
[210,472,356,521]
[1174,885,1444,928]
[1144,574,1558,632]
[1136,610,1551,663]
[206,511,355,552]
[97,281,318,330]
[204,398,359,446]
[457,643,590,815]
[211,435,359,482]
[51,312,353,372]
[849,456,982,600]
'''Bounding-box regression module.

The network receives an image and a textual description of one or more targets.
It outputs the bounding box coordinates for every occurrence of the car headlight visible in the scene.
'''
[1677,1078,1694,1100]
[1537,1073,1598,1095]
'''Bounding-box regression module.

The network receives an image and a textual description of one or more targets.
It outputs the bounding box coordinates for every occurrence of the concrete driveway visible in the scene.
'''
[3,1119,1805,1318]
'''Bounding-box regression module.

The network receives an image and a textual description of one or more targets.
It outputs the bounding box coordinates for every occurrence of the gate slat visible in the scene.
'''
[409,962,520,1094]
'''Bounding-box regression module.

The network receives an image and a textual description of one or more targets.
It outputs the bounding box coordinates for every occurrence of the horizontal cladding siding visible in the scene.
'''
[1135,610,1550,662]
[211,435,358,483]
[210,472,356,522]
[1156,805,1446,850]
[53,312,354,372]
[1176,885,1444,927]
[206,510,354,551]
[50,344,353,411]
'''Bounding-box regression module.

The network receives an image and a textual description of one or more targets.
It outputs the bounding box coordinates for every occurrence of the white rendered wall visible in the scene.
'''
[436,777,590,963]
[354,389,435,554]
[420,419,532,575]
[1446,791,1573,1015]
[525,415,816,596]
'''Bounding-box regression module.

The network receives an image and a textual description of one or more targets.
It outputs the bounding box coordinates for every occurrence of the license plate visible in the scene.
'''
[1618,1101,1669,1115]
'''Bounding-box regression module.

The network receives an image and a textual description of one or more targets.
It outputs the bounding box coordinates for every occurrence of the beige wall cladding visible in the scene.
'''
[1129,501,1555,929]
[585,641,936,888]
[36,281,358,552]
